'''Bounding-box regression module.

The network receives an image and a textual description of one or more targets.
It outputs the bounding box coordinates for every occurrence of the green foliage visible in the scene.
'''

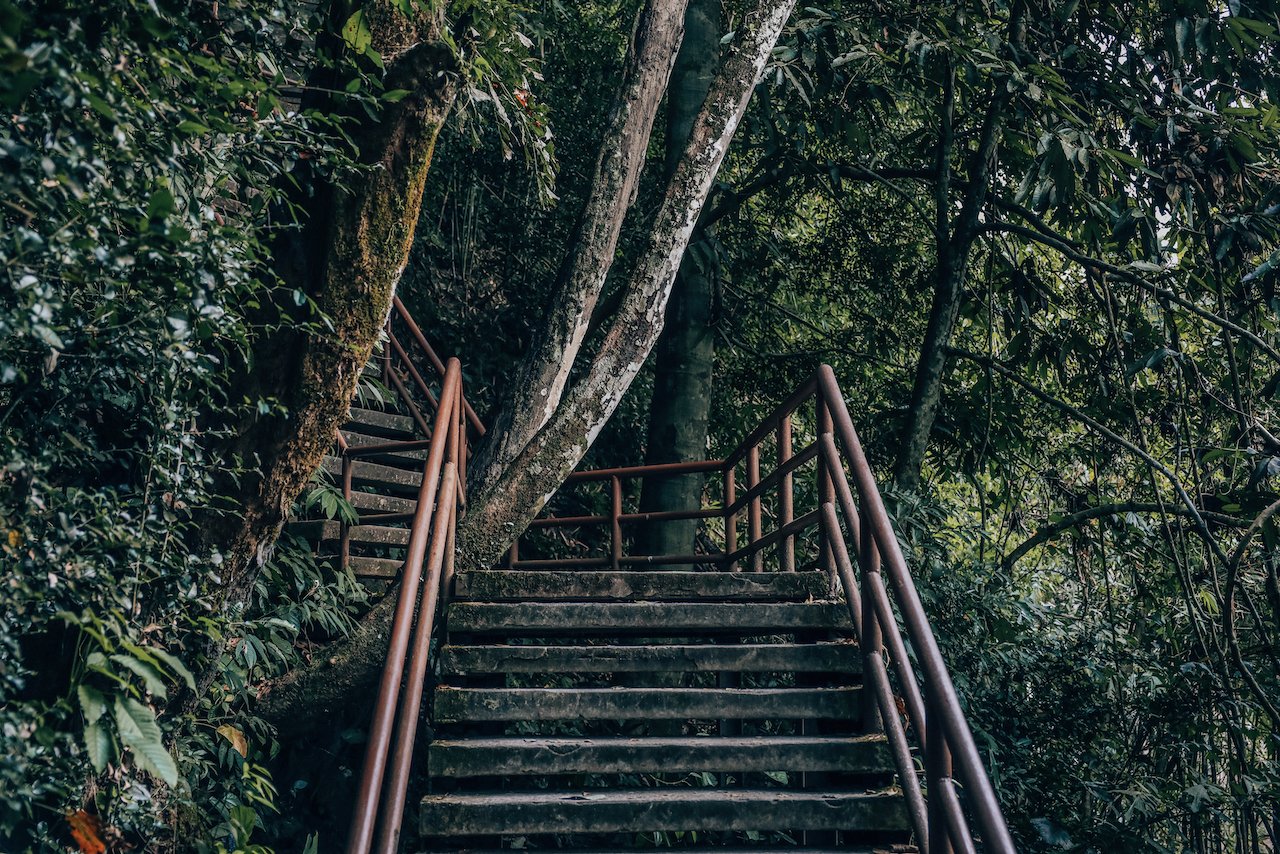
[0,0,374,847]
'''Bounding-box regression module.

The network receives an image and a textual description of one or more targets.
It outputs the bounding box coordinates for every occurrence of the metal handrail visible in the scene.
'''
[501,364,1018,853]
[391,295,485,438]
[345,359,466,854]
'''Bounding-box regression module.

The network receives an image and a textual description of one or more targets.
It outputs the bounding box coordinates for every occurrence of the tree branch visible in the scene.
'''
[946,345,1232,571]
[1005,502,1248,571]
[984,219,1280,366]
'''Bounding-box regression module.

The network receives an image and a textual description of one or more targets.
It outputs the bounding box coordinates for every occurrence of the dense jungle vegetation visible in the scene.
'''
[3,0,1280,851]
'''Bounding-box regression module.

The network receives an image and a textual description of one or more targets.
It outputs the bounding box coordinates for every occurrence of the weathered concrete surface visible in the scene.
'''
[344,406,415,437]
[439,641,860,675]
[432,686,861,722]
[427,734,892,776]
[285,520,409,546]
[418,788,909,836]
[453,570,831,601]
[320,456,423,493]
[446,602,853,634]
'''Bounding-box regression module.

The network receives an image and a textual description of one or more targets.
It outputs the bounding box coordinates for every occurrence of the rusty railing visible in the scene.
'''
[502,364,1017,854]
[344,357,467,854]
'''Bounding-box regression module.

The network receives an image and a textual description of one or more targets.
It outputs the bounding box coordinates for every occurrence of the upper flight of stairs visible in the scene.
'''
[418,566,912,851]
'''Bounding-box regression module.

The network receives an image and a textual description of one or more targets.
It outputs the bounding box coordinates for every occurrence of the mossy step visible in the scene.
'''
[427,734,892,777]
[320,456,423,494]
[287,520,409,547]
[432,686,861,722]
[445,602,852,634]
[418,788,908,836]
[439,642,860,675]
[452,570,831,601]
[344,407,416,439]
[343,490,416,514]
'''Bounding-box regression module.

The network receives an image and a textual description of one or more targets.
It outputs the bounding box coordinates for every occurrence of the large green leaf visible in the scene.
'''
[113,697,179,786]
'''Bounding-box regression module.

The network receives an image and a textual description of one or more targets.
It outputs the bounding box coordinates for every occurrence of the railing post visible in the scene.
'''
[777,416,794,573]
[381,318,393,386]
[341,455,354,572]
[859,506,883,734]
[747,445,763,573]
[817,400,835,587]
[506,539,519,569]
[610,475,623,571]
[927,695,956,854]
[724,466,738,572]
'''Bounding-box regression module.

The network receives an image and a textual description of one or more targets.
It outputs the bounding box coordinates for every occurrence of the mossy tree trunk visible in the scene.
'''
[206,5,458,611]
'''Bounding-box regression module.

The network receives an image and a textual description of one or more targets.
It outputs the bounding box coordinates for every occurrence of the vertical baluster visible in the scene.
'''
[724,466,738,571]
[442,384,462,599]
[747,446,762,573]
[927,697,955,854]
[610,475,623,571]
[507,539,519,569]
[341,455,354,572]
[817,400,835,588]
[859,506,883,734]
[777,415,794,572]
[381,318,393,386]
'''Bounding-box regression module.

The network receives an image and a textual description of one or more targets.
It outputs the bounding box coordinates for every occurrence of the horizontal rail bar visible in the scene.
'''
[565,459,725,483]
[725,441,819,516]
[526,507,721,529]
[507,557,612,569]
[619,553,719,566]
[723,509,821,565]
[345,438,436,458]
[723,375,818,468]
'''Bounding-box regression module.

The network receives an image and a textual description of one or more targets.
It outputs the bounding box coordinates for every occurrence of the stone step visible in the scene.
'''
[345,404,414,437]
[440,642,860,675]
[344,406,416,439]
[320,456,423,494]
[412,850,904,854]
[347,556,403,578]
[432,686,861,722]
[288,520,409,547]
[418,788,908,836]
[428,734,892,777]
[445,602,852,634]
[452,570,831,601]
[343,490,416,515]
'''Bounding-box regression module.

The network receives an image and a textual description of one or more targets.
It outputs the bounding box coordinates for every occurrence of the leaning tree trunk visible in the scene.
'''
[636,0,722,563]
[257,0,797,728]
[468,0,691,496]
[205,6,458,610]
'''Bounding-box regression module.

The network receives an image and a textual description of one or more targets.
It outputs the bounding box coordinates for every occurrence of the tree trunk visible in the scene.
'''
[206,7,458,609]
[257,0,797,727]
[469,0,691,496]
[893,53,1016,492]
[636,0,721,563]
